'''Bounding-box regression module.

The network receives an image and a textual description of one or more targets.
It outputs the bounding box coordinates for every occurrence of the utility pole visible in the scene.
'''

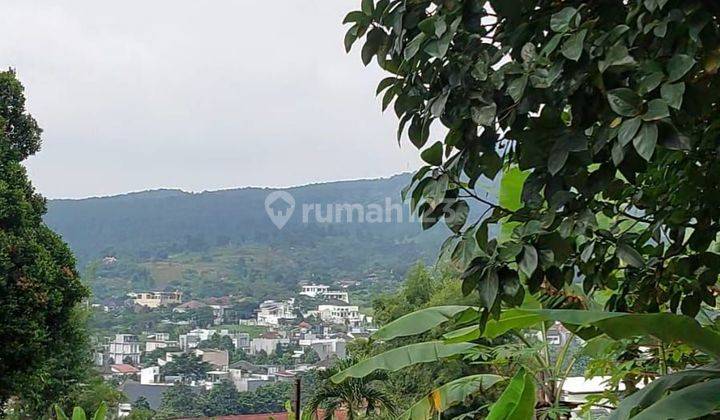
[294,377,302,419]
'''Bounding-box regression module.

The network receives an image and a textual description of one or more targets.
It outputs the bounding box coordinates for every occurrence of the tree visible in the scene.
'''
[302,348,321,364]
[133,396,151,411]
[237,381,293,414]
[201,380,241,416]
[343,0,720,417]
[156,383,201,419]
[305,357,397,420]
[0,70,89,413]
[160,353,211,382]
[346,0,720,320]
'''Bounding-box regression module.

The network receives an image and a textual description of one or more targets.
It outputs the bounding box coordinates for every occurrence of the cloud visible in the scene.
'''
[1,0,421,198]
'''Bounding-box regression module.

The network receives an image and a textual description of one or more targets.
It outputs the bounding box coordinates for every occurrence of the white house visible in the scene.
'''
[249,332,290,355]
[303,338,347,360]
[256,299,296,325]
[317,304,361,325]
[107,334,141,365]
[300,285,349,303]
[178,329,215,350]
[140,366,161,384]
[129,291,182,308]
[300,284,330,298]
[323,291,350,303]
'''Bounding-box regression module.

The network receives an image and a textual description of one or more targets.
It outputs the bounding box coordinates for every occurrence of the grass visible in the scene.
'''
[213,324,268,338]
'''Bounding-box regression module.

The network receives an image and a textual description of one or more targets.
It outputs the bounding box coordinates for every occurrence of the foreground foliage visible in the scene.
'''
[342,0,720,417]
[333,306,720,418]
[0,70,89,414]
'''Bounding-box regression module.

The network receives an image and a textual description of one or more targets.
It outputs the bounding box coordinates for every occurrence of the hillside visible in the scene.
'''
[45,174,491,302]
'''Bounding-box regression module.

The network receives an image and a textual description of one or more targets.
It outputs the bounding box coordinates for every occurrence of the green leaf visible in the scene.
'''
[667,54,696,82]
[72,407,87,420]
[344,26,359,53]
[471,103,497,126]
[93,402,108,420]
[561,29,587,61]
[526,309,720,358]
[550,7,578,33]
[479,269,499,310]
[519,245,538,277]
[398,375,504,420]
[548,147,568,175]
[631,378,720,420]
[642,99,669,121]
[361,28,384,65]
[430,90,450,117]
[599,44,636,72]
[445,200,469,233]
[616,242,644,267]
[426,173,449,209]
[54,405,70,420]
[659,122,691,151]
[541,34,563,56]
[612,141,625,165]
[507,75,528,103]
[637,72,664,95]
[499,167,529,242]
[487,368,536,420]
[607,88,642,117]
[618,117,642,146]
[373,306,475,341]
[661,82,685,109]
[421,142,443,166]
[632,122,658,161]
[343,11,368,24]
[330,342,476,383]
[361,0,374,16]
[482,309,545,339]
[443,325,481,343]
[404,33,426,60]
[609,368,720,420]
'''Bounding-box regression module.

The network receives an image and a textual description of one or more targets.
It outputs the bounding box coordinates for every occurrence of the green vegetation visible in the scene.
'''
[305,357,397,419]
[46,175,453,301]
[0,70,90,416]
[155,378,312,419]
[339,0,720,417]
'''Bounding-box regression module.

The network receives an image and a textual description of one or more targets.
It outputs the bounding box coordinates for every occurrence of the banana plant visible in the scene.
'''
[53,402,107,420]
[332,306,720,419]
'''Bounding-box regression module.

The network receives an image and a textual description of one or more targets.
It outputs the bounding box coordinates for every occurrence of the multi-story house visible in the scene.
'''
[299,284,330,298]
[256,299,296,325]
[317,303,361,325]
[107,334,141,365]
[130,291,182,308]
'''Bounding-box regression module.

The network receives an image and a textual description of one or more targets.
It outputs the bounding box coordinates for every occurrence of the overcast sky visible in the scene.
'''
[1,1,422,199]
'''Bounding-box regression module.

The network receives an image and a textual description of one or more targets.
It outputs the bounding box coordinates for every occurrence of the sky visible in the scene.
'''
[0,1,422,199]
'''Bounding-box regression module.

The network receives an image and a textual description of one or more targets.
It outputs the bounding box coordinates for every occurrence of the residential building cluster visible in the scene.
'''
[94,283,374,417]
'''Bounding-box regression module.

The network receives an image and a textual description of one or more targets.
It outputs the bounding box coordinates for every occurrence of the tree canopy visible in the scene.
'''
[346,0,720,318]
[0,69,89,414]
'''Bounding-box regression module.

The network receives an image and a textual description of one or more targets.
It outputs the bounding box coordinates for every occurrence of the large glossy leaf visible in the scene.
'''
[72,407,87,420]
[54,406,69,420]
[398,374,504,420]
[499,167,529,242]
[93,402,108,420]
[372,306,476,341]
[609,367,720,420]
[331,342,476,383]
[486,368,536,420]
[632,378,720,420]
[526,310,720,358]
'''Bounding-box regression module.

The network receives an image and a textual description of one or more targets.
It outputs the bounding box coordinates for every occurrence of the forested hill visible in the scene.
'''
[48,174,434,258]
[43,174,496,300]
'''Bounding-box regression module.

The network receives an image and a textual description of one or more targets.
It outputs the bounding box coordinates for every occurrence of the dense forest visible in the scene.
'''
[45,175,493,302]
